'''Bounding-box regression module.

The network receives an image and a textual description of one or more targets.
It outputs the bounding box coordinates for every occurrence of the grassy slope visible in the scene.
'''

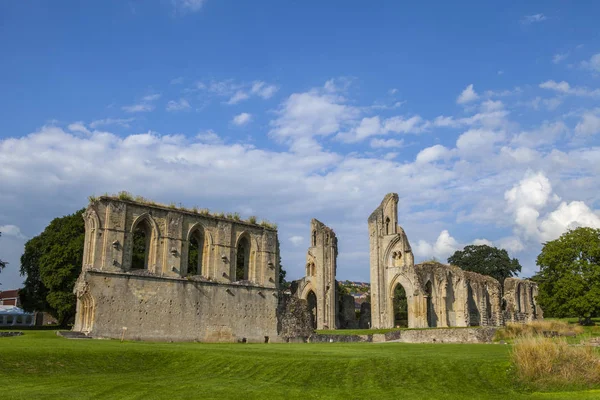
[1,331,599,400]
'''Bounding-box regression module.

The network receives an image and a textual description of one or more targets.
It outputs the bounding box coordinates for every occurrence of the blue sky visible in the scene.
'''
[1,0,600,290]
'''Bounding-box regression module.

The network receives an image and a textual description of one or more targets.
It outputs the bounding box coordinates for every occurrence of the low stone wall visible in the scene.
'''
[309,327,497,344]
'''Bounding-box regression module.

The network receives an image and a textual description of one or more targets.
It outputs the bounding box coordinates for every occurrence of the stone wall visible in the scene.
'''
[309,327,497,344]
[73,196,280,342]
[77,270,279,342]
[293,219,338,329]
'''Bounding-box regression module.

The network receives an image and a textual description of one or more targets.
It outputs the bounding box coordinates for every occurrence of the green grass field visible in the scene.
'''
[1,330,599,400]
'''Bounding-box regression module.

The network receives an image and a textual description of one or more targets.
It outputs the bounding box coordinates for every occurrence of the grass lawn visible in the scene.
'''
[1,330,599,400]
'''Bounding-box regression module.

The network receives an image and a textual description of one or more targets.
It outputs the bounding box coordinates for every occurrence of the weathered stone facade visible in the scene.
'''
[292,219,338,329]
[73,192,542,343]
[73,196,279,342]
[368,193,541,329]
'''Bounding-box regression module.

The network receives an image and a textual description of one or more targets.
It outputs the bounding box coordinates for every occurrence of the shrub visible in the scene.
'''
[247,216,257,224]
[117,191,133,201]
[512,336,600,389]
[496,320,583,341]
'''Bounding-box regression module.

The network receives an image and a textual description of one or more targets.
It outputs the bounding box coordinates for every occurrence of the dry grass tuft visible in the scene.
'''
[497,320,583,340]
[512,336,600,389]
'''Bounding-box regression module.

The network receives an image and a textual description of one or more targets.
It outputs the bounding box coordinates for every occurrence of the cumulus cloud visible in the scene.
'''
[575,112,600,136]
[538,201,600,241]
[289,236,304,246]
[414,230,460,261]
[581,53,600,73]
[195,129,222,144]
[67,122,90,135]
[232,113,252,126]
[122,103,154,113]
[456,129,504,153]
[457,84,479,104]
[539,80,600,97]
[0,225,26,240]
[415,145,450,164]
[370,138,405,149]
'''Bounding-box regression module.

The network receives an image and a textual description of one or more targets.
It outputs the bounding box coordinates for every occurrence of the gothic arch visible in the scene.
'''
[387,273,416,328]
[185,222,215,276]
[84,208,101,267]
[129,213,160,271]
[235,231,258,282]
[78,292,95,333]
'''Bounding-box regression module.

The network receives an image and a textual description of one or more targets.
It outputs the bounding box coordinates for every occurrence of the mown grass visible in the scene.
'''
[1,330,599,400]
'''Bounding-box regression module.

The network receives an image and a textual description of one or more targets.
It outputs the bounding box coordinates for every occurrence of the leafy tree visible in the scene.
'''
[448,244,522,285]
[535,227,600,325]
[0,232,7,273]
[277,238,289,290]
[20,209,85,326]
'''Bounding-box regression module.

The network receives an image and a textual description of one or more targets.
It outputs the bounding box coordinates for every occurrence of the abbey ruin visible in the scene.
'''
[73,193,541,342]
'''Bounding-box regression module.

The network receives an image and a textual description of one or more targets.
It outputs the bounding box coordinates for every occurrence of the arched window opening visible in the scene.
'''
[132,219,151,270]
[307,290,317,329]
[236,235,250,281]
[484,289,492,323]
[530,288,536,318]
[188,229,204,276]
[445,274,456,327]
[467,283,480,326]
[79,293,95,333]
[393,283,408,328]
[385,217,391,235]
[515,284,522,313]
[312,230,317,247]
[425,280,436,327]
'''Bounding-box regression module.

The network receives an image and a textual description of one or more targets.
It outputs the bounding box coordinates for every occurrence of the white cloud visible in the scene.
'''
[170,77,184,85]
[415,145,450,164]
[337,115,425,143]
[575,112,600,136]
[539,201,600,241]
[226,91,250,105]
[472,238,493,246]
[122,94,160,113]
[539,80,600,97]
[142,94,161,102]
[457,84,479,104]
[581,53,600,73]
[122,103,154,113]
[89,118,134,129]
[67,122,90,135]
[370,138,405,149]
[415,230,460,261]
[522,14,547,25]
[270,83,359,149]
[232,112,252,126]
[289,236,304,246]
[552,52,569,64]
[511,121,568,147]
[456,129,504,153]
[166,99,191,112]
[251,81,279,99]
[0,225,26,240]
[195,130,222,144]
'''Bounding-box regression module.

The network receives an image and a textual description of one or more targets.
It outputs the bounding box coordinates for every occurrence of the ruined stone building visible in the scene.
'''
[292,219,338,330]
[73,196,279,342]
[368,193,541,329]
[73,192,541,342]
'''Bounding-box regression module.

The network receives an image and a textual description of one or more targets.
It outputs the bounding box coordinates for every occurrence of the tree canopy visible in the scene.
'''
[20,209,85,326]
[447,244,522,284]
[535,227,600,324]
[0,232,7,273]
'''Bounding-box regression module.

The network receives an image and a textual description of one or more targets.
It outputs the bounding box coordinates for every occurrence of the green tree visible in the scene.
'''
[20,209,85,326]
[0,232,7,273]
[448,244,522,285]
[277,238,289,290]
[535,227,600,325]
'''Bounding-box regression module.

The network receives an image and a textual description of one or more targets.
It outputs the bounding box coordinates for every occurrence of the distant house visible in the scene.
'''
[0,289,20,307]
